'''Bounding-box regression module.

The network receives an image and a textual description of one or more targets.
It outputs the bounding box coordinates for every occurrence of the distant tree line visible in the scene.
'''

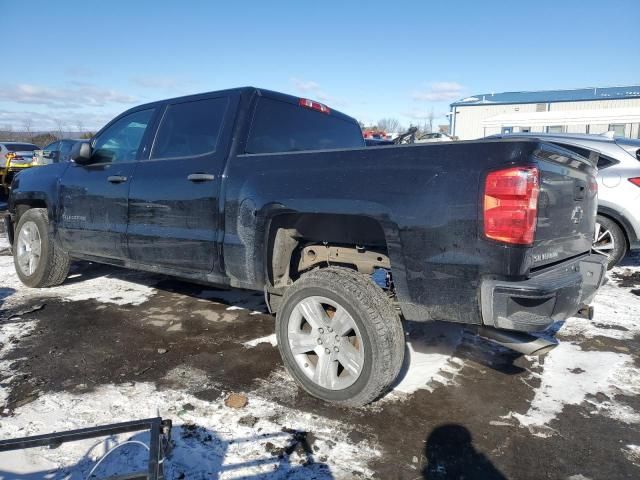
[0,121,94,147]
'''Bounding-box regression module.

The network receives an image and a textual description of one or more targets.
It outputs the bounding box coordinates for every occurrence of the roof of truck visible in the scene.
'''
[134,86,358,124]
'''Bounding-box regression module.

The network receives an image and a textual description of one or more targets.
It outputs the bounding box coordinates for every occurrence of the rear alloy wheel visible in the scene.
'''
[287,295,365,391]
[593,215,627,270]
[276,267,405,406]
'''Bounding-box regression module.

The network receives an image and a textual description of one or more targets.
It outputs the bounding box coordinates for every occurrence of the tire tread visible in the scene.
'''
[277,266,404,406]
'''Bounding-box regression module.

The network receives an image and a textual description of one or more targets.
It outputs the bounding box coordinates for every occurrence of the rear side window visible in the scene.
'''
[597,155,617,170]
[245,97,364,154]
[151,97,228,159]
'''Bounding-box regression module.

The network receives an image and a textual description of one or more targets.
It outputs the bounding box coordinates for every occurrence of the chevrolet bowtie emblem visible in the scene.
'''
[571,206,584,224]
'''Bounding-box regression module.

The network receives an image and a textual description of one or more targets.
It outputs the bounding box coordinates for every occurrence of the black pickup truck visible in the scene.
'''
[4,87,607,405]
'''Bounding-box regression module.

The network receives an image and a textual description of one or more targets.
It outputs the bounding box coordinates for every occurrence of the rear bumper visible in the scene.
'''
[480,254,607,332]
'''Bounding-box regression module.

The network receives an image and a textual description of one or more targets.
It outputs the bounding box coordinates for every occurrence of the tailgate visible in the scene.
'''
[529,143,598,269]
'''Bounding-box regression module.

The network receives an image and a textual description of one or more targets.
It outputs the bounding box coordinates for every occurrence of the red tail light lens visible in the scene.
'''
[299,98,330,114]
[483,166,540,245]
[629,177,640,187]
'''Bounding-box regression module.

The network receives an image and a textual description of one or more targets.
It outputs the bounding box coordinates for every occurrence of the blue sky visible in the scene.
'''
[2,0,639,131]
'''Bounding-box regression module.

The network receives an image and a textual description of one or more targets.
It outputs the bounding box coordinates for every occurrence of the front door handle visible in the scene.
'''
[188,173,215,182]
[107,175,128,183]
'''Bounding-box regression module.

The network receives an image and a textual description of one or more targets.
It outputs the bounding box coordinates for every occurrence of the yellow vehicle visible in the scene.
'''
[0,142,39,195]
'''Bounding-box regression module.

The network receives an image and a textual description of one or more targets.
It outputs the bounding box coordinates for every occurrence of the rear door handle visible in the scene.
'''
[107,175,128,183]
[188,173,215,182]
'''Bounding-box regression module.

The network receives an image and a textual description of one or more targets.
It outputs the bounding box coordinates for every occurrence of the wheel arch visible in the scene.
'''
[264,212,403,291]
[597,207,633,249]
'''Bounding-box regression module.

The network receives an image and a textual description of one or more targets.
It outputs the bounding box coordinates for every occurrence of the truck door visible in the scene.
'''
[126,93,236,273]
[58,108,155,260]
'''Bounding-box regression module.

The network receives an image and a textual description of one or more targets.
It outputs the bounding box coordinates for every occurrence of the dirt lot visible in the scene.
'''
[0,232,639,479]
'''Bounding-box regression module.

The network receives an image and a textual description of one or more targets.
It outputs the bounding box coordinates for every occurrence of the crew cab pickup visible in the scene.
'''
[4,87,607,405]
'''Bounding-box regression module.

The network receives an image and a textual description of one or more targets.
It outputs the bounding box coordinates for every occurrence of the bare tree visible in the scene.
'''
[75,120,85,136]
[1,125,14,141]
[427,109,435,134]
[54,119,66,140]
[22,118,33,140]
[377,118,401,133]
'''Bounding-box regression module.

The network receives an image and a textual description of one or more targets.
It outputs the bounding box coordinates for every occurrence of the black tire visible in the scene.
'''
[13,208,70,287]
[276,267,405,406]
[593,215,627,270]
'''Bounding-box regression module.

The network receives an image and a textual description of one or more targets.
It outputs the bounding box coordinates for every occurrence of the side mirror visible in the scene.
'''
[70,142,92,165]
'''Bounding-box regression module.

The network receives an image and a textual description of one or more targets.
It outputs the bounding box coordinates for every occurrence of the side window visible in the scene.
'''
[151,97,228,160]
[59,141,73,161]
[92,109,154,164]
[597,155,618,170]
[44,142,60,161]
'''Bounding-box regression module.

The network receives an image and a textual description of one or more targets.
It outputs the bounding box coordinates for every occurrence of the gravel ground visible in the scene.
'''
[0,233,639,479]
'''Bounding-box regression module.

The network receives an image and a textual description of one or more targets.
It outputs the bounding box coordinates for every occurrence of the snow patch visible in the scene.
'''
[0,254,157,310]
[510,342,640,429]
[391,322,465,395]
[0,382,380,479]
[243,333,278,348]
[0,319,37,408]
[559,280,640,340]
[622,444,640,467]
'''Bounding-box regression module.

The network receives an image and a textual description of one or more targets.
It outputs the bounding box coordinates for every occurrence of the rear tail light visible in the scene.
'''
[483,166,540,245]
[629,177,640,187]
[299,98,330,114]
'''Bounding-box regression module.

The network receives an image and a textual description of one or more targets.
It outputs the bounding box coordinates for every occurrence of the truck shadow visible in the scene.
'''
[421,423,507,480]
[619,250,640,268]
[0,287,16,310]
[394,320,526,392]
[0,424,334,479]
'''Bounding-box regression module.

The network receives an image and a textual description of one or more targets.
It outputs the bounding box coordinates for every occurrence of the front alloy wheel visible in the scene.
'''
[16,220,42,276]
[13,208,70,288]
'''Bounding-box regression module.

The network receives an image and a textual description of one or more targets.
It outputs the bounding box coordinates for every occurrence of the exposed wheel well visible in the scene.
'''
[266,213,389,290]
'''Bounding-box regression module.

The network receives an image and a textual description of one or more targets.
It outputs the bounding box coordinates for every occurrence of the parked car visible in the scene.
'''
[414,132,455,143]
[0,142,39,195]
[4,87,606,406]
[364,137,395,146]
[490,132,640,268]
[32,139,82,166]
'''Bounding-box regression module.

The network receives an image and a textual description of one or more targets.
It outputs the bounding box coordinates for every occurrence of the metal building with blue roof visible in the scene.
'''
[449,85,640,140]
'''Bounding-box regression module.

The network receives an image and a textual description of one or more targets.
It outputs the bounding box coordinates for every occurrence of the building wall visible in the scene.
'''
[453,103,541,139]
[453,98,640,140]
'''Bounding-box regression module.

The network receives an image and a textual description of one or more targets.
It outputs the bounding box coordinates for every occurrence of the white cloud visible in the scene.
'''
[402,108,448,121]
[0,83,137,108]
[0,108,119,131]
[64,66,96,78]
[289,77,340,105]
[290,78,321,93]
[412,82,466,102]
[130,76,182,90]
